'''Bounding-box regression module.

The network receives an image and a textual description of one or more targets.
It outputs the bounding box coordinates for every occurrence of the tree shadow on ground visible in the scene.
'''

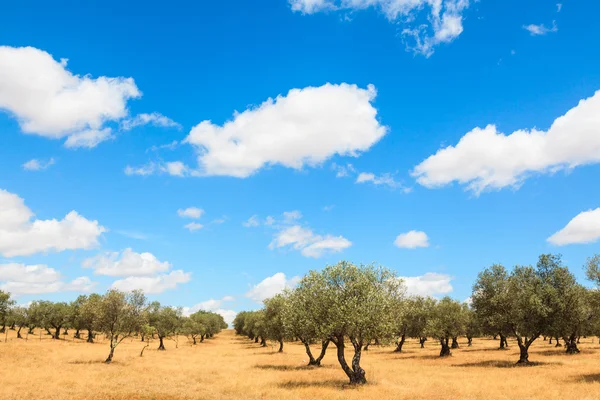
[461,348,514,353]
[453,360,561,368]
[68,360,110,365]
[382,354,441,361]
[255,364,334,371]
[277,379,358,390]
[572,374,600,383]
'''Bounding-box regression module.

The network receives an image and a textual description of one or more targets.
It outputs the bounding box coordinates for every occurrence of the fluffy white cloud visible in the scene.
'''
[0,46,140,148]
[0,189,106,257]
[523,21,558,36]
[246,272,300,303]
[547,208,600,246]
[111,270,191,294]
[83,248,171,277]
[401,272,453,296]
[183,83,386,177]
[184,222,203,232]
[289,0,473,57]
[121,112,181,131]
[394,230,430,249]
[23,158,55,171]
[270,224,352,258]
[178,207,204,219]
[412,91,600,194]
[0,263,96,296]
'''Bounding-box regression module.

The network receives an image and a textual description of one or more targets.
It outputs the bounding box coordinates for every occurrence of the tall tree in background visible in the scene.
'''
[426,297,466,357]
[149,304,182,350]
[263,294,287,352]
[471,264,512,349]
[0,290,15,333]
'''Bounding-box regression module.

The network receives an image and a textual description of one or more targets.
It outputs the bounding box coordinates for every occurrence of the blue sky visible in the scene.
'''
[1,0,599,323]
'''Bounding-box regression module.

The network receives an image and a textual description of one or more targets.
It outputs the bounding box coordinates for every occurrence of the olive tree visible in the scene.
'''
[148,303,182,350]
[97,289,147,363]
[0,290,15,333]
[263,294,287,352]
[299,261,402,385]
[426,297,466,357]
[282,287,330,366]
[7,306,27,339]
[471,264,512,349]
[79,294,102,343]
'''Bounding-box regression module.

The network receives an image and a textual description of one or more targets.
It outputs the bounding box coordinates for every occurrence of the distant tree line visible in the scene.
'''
[233,254,600,385]
[0,289,227,363]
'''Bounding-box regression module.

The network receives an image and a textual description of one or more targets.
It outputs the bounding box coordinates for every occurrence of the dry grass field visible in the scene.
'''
[1,328,600,400]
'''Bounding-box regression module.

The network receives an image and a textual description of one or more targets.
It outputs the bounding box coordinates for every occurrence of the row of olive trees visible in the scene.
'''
[233,254,600,385]
[0,289,227,363]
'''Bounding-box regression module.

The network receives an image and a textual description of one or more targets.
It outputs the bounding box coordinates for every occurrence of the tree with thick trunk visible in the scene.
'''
[499,334,508,349]
[420,337,427,348]
[332,335,366,385]
[284,262,402,385]
[439,337,451,357]
[426,298,466,358]
[451,336,459,349]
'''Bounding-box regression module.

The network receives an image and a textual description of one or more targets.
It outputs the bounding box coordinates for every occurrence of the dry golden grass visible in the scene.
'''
[1,328,600,399]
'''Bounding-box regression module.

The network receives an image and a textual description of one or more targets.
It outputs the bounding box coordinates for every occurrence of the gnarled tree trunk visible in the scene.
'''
[420,337,427,348]
[467,335,473,346]
[17,326,23,339]
[439,337,451,357]
[565,333,580,354]
[74,329,81,339]
[53,326,62,340]
[451,337,459,349]
[87,329,94,343]
[278,338,284,353]
[303,339,330,366]
[499,334,508,349]
[516,334,538,364]
[394,334,406,352]
[158,336,166,350]
[332,335,367,385]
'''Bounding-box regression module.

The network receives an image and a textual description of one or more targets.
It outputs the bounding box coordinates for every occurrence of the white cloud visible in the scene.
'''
[523,21,558,36]
[401,272,453,297]
[82,248,171,277]
[23,158,55,171]
[557,3,562,12]
[246,272,300,303]
[289,0,473,57]
[124,163,157,176]
[111,270,191,294]
[0,46,140,148]
[0,263,61,283]
[243,215,261,228]
[178,207,204,219]
[0,263,96,296]
[394,230,430,249]
[184,222,204,232]
[183,83,386,177]
[124,161,192,177]
[356,172,405,190]
[121,112,181,131]
[547,208,600,246]
[0,188,106,257]
[332,163,356,178]
[269,224,352,258]
[64,128,114,149]
[412,90,600,194]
